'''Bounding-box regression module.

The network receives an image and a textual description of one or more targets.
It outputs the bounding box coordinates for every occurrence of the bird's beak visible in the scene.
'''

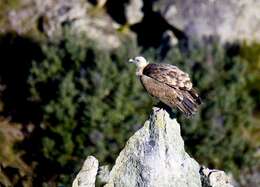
[128,58,134,63]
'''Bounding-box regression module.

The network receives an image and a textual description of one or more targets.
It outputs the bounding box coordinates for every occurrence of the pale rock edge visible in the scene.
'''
[73,107,234,187]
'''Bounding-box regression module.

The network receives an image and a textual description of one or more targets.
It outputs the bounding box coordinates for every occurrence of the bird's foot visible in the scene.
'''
[155,102,169,111]
[154,102,176,119]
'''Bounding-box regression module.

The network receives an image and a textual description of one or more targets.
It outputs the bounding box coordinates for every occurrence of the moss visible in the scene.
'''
[240,41,260,121]
[0,0,21,29]
[0,0,20,11]
[240,42,260,87]
[240,42,260,66]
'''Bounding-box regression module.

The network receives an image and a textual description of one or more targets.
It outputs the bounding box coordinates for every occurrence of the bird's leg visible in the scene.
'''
[154,102,162,112]
[154,102,176,118]
[154,102,171,112]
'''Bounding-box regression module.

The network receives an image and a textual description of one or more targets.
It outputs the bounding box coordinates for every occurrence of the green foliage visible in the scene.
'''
[240,42,260,103]
[28,31,152,184]
[239,42,260,154]
[240,42,260,70]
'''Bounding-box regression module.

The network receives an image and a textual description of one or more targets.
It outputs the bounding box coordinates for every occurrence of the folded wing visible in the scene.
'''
[141,64,201,117]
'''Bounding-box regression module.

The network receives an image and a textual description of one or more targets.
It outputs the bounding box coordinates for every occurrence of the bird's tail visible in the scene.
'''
[176,88,202,117]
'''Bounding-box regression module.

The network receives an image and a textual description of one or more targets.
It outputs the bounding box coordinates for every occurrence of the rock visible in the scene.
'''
[72,156,99,187]
[3,0,124,50]
[126,0,144,25]
[73,107,234,187]
[155,0,260,43]
[159,30,179,58]
[37,0,121,50]
[162,30,178,46]
[79,11,122,50]
[97,165,110,184]
[96,0,107,8]
[5,0,39,34]
[37,0,90,38]
[104,107,201,187]
[200,167,233,187]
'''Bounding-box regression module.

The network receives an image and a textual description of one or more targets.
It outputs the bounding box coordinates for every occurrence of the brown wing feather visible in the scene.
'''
[140,75,178,106]
[140,75,197,117]
[143,64,192,90]
[141,64,201,116]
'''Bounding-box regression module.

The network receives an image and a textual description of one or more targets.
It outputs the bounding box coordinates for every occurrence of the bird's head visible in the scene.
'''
[129,56,149,69]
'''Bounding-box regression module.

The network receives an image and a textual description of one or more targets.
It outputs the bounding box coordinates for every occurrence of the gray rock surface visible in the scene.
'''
[200,167,233,187]
[126,0,144,24]
[97,165,110,184]
[37,0,121,49]
[104,107,201,187]
[3,0,260,46]
[73,107,234,187]
[4,0,123,50]
[155,0,260,43]
[72,156,99,187]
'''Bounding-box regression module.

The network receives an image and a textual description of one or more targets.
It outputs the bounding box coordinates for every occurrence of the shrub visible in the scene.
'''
[240,42,260,105]
[27,31,152,185]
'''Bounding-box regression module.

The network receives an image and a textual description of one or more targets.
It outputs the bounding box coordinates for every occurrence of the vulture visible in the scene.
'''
[129,56,201,117]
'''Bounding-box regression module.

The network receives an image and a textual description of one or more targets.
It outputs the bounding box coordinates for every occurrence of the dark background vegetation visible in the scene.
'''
[0,1,260,187]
